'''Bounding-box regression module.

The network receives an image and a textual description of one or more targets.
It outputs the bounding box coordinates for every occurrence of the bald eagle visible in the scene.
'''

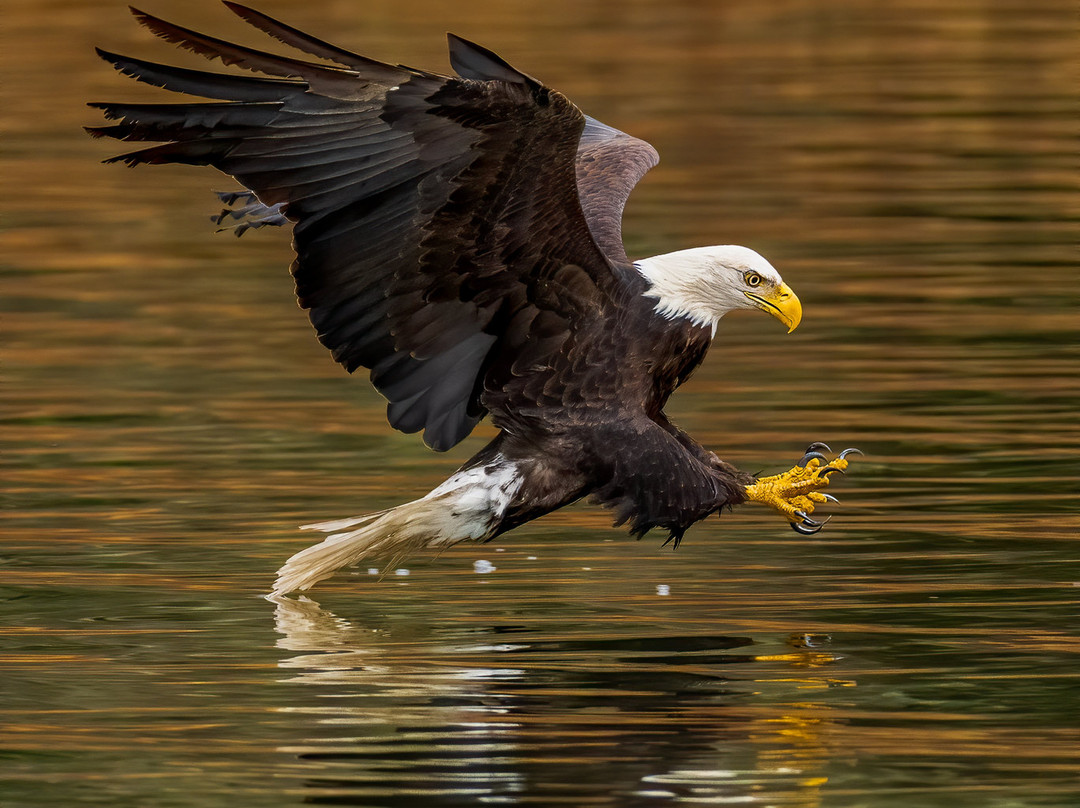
[89,3,858,596]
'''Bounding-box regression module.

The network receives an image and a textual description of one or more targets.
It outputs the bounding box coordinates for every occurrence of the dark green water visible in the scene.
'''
[3,0,1078,805]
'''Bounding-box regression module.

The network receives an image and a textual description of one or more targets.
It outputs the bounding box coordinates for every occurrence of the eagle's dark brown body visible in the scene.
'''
[475,291,749,545]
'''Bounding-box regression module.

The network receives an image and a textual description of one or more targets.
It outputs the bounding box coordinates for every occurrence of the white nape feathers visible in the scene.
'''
[635,245,785,335]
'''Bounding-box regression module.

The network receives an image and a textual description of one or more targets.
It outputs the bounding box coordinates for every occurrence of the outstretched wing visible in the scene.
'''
[447,42,659,266]
[89,4,640,451]
[574,118,659,264]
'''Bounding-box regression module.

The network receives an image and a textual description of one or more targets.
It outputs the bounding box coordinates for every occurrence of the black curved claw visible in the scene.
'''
[839,447,863,460]
[821,493,839,504]
[804,442,832,455]
[817,466,846,478]
[797,451,828,468]
[795,511,833,529]
[790,520,824,535]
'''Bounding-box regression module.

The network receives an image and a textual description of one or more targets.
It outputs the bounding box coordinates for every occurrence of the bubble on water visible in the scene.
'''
[656,584,671,596]
[367,568,380,575]
[473,559,496,574]
[394,568,410,576]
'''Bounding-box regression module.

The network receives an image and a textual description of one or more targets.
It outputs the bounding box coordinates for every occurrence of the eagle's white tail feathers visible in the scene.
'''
[298,511,389,534]
[270,458,522,597]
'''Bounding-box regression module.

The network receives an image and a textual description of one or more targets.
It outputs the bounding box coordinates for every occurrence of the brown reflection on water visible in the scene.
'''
[266,593,1079,805]
[3,0,1079,805]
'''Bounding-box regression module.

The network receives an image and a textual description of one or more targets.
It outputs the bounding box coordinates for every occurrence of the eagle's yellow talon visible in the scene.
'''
[743,446,860,534]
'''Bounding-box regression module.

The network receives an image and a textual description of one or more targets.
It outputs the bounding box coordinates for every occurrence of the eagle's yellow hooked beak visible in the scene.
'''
[745,282,802,333]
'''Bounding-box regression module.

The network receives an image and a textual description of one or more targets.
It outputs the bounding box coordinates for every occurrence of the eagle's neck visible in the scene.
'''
[634,248,743,337]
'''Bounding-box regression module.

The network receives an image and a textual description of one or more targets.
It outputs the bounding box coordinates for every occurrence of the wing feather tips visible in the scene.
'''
[127,6,370,88]
[98,139,240,167]
[104,8,412,103]
[93,47,301,101]
[85,101,283,148]
[222,1,410,79]
[377,332,496,451]
[423,401,480,452]
[446,33,542,89]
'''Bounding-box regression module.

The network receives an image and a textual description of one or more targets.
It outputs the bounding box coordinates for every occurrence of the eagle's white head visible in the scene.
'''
[635,245,802,336]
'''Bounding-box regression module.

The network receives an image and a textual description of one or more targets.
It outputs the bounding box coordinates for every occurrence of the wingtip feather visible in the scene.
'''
[128,6,158,34]
[222,1,261,21]
[446,33,542,89]
[94,46,122,65]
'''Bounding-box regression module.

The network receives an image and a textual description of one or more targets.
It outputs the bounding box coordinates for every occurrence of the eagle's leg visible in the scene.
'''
[743,446,861,534]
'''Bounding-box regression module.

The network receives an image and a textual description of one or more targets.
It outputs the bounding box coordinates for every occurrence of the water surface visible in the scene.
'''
[3,0,1078,805]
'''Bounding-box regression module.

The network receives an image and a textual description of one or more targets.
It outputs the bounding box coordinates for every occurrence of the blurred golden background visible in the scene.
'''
[2,1,1077,805]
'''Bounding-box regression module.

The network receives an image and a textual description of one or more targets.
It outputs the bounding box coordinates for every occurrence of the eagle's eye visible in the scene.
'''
[744,272,762,287]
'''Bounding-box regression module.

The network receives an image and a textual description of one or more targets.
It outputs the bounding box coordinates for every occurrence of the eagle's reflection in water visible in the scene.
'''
[269,595,840,807]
